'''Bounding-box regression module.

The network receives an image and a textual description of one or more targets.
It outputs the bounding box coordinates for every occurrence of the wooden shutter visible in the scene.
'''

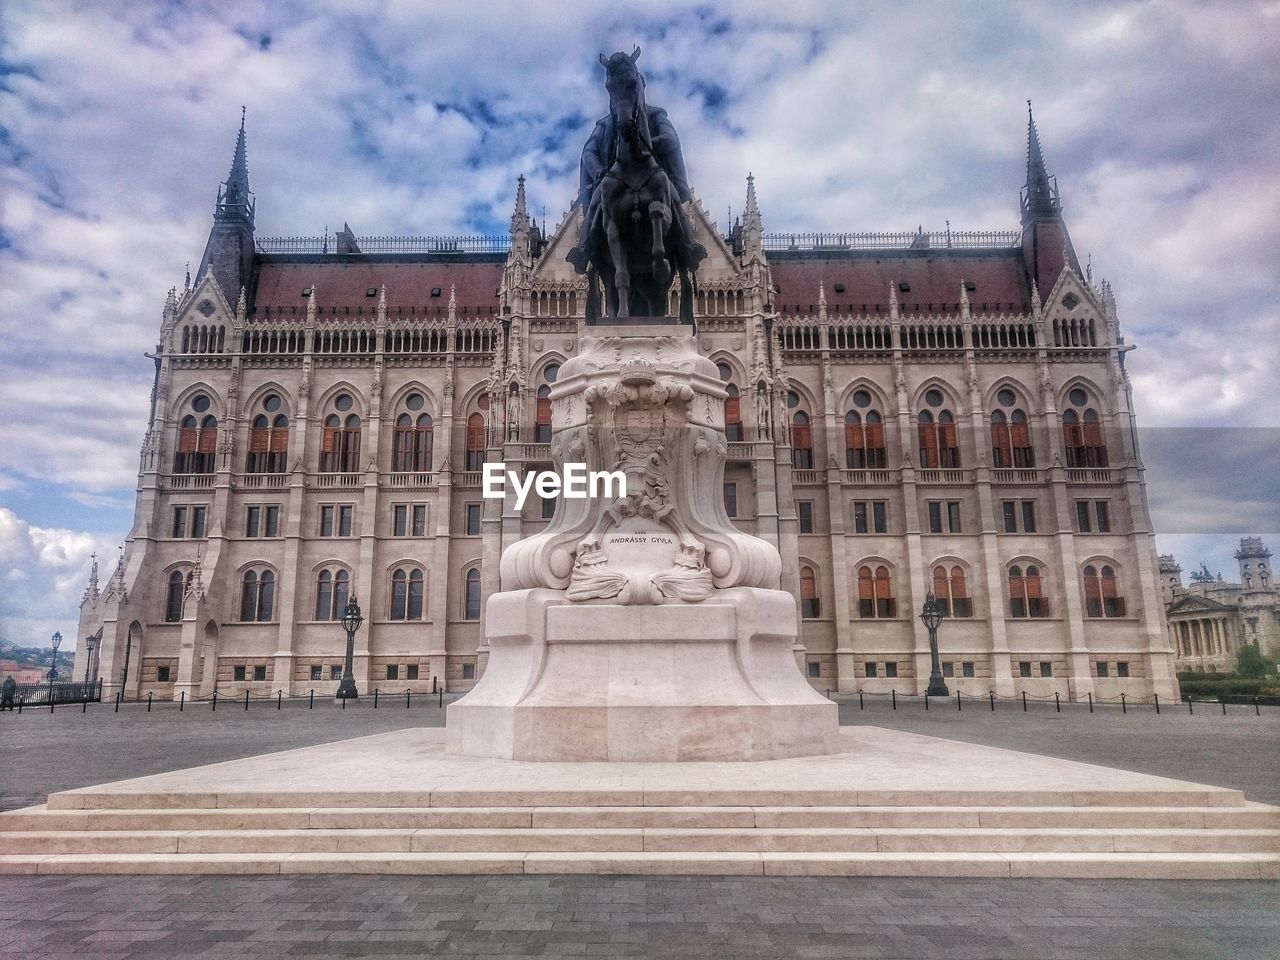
[951,566,967,599]
[177,428,197,453]
[322,428,339,453]
[991,422,1010,467]
[467,415,486,455]
[918,422,938,468]
[196,427,217,454]
[845,420,864,459]
[1011,420,1031,449]
[725,395,741,428]
[249,428,270,453]
[269,427,288,453]
[792,422,812,454]
[932,566,949,599]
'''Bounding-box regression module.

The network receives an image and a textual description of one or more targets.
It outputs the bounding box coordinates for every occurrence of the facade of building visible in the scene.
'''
[1162,538,1279,671]
[75,109,1180,702]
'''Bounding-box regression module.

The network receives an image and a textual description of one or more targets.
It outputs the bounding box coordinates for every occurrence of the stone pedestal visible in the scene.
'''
[448,326,840,761]
[447,587,839,761]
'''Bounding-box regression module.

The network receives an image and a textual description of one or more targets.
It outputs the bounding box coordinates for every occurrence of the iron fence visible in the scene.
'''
[9,679,103,706]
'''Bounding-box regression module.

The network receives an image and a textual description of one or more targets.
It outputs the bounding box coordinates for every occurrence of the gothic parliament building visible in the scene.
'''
[74,109,1182,702]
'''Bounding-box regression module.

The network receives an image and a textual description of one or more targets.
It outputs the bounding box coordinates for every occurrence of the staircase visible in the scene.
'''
[3,728,1277,877]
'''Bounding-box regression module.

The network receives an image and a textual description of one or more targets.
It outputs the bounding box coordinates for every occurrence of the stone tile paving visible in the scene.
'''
[0,874,1277,959]
[2,694,1278,958]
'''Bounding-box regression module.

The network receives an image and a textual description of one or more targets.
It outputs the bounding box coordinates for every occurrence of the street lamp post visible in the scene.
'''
[336,596,364,701]
[84,635,98,684]
[47,630,63,704]
[919,592,949,697]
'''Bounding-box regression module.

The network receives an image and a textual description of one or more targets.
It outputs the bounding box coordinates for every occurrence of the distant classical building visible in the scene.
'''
[1161,537,1279,671]
[75,107,1179,702]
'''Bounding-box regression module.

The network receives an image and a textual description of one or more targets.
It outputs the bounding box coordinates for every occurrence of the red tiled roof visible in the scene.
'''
[770,253,1031,316]
[252,261,504,319]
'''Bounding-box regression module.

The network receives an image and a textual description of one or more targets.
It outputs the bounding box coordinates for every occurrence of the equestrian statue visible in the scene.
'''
[566,48,707,325]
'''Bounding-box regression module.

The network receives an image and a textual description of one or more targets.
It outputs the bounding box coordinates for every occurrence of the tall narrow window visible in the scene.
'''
[723,482,738,518]
[799,565,820,618]
[247,399,289,473]
[240,570,274,621]
[1009,564,1049,618]
[321,406,362,472]
[394,403,433,472]
[535,386,552,443]
[464,567,482,620]
[724,384,743,441]
[933,565,971,617]
[1084,564,1125,618]
[164,570,187,622]
[390,568,425,621]
[798,500,815,534]
[845,391,886,468]
[858,565,895,619]
[175,401,218,474]
[792,411,813,469]
[991,408,1034,468]
[315,569,350,621]
[1063,389,1108,468]
[466,413,486,471]
[240,571,258,622]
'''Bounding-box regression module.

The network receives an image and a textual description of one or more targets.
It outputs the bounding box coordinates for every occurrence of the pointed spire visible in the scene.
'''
[510,174,529,236]
[184,262,191,294]
[1021,100,1061,225]
[88,553,99,593]
[223,106,252,212]
[163,286,177,324]
[1030,279,1042,317]
[447,284,457,323]
[305,284,317,324]
[376,285,387,326]
[817,281,827,323]
[888,281,900,319]
[741,172,763,259]
[236,286,247,323]
[959,279,970,319]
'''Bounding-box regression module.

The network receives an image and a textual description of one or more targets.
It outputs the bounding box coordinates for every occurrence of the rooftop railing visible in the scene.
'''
[762,230,1021,251]
[256,235,511,255]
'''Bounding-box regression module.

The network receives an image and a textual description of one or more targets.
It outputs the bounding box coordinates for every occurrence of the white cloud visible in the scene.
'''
[0,507,115,648]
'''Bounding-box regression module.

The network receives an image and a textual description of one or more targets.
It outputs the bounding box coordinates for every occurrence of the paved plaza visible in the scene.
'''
[1,698,1277,958]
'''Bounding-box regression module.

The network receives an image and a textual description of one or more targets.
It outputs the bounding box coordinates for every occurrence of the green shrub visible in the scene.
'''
[1178,677,1280,698]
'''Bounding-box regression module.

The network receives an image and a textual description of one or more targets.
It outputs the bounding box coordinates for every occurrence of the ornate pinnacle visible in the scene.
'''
[306,285,317,324]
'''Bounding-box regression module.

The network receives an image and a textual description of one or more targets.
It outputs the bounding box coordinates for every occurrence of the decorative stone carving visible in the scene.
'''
[500,328,780,600]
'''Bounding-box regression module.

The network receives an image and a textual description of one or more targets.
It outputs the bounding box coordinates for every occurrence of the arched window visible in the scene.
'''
[315,568,350,621]
[792,411,813,469]
[175,394,218,474]
[239,569,274,622]
[390,567,424,621]
[1062,388,1108,468]
[1084,564,1125,618]
[393,396,433,473]
[321,396,362,472]
[1009,564,1049,618]
[535,386,552,443]
[917,390,959,468]
[799,565,820,618]
[464,567,482,620]
[845,393,887,469]
[857,565,895,619]
[991,409,1034,469]
[932,565,971,618]
[466,413,486,471]
[246,394,289,473]
[724,384,743,441]
[164,570,189,622]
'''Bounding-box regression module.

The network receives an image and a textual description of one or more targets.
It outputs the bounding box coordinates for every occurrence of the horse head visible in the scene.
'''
[599,48,649,149]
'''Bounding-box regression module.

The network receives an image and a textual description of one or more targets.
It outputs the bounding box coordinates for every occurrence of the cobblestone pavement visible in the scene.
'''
[0,874,1276,959]
[2,695,1277,959]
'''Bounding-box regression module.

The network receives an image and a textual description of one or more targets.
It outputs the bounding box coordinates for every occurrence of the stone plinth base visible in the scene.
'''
[446,587,840,762]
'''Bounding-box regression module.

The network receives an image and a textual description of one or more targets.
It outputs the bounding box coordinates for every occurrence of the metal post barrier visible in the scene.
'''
[432,676,437,694]
[826,688,831,700]
[244,689,250,711]
[859,689,864,710]
[212,691,217,712]
[341,694,346,709]
[180,691,185,712]
[438,687,443,708]
[1055,692,1060,713]
[406,689,411,709]
[277,690,282,710]
[17,697,23,714]
[50,692,55,713]
[924,693,929,711]
[1255,697,1261,717]
[956,690,961,711]
[374,689,379,709]
[1154,693,1159,715]
[1121,692,1126,714]
[82,695,88,714]
[1088,691,1093,713]
[1022,691,1027,712]
[1221,696,1227,716]
[309,689,314,710]
[1188,697,1193,715]
[113,692,119,713]
[147,693,153,713]
[989,691,995,712]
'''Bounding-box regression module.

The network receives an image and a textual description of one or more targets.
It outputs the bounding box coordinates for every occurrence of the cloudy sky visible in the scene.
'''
[1,0,1277,647]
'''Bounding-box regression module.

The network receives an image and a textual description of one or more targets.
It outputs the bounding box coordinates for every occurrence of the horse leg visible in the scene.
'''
[605,214,630,319]
[648,200,672,299]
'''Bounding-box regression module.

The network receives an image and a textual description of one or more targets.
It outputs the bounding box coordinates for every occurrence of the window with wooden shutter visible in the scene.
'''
[917,412,938,468]
[938,412,959,468]
[1025,564,1048,617]
[724,385,742,441]
[1010,410,1033,467]
[874,564,895,618]
[1082,410,1107,467]
[865,413,886,468]
[466,414,486,470]
[792,411,813,469]
[845,411,865,468]
[858,566,875,618]
[991,411,1011,468]
[1083,564,1103,617]
[394,414,414,472]
[535,386,552,443]
[800,565,820,619]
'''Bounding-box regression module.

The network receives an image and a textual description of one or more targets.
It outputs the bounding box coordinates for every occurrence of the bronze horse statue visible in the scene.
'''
[567,48,706,324]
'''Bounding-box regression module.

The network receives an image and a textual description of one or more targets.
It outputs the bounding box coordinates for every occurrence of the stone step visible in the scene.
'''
[4,803,1278,833]
[1,850,1275,879]
[43,786,1248,811]
[2,826,1277,857]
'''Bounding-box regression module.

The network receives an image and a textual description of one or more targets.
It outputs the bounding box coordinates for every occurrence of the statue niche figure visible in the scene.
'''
[567,48,707,325]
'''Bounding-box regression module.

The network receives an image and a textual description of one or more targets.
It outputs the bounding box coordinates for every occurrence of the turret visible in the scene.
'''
[195,108,256,303]
[1157,554,1183,604]
[1235,537,1273,592]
